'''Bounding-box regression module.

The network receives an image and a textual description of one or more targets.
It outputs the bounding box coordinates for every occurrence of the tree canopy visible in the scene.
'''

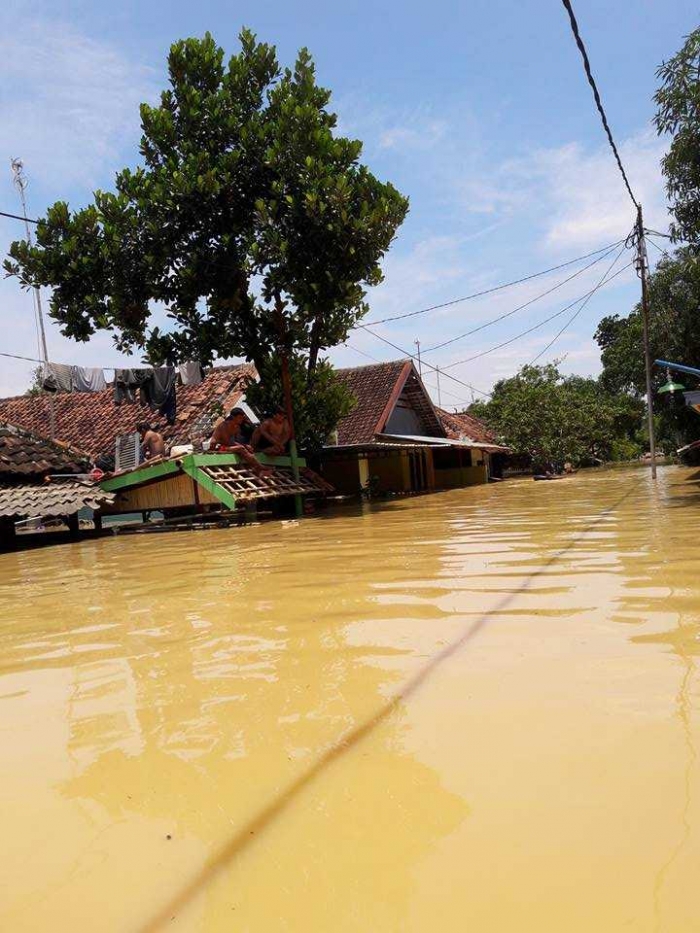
[4,30,408,447]
[470,364,645,469]
[655,27,700,246]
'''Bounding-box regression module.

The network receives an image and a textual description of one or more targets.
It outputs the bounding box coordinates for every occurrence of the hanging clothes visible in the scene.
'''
[178,361,203,385]
[141,366,177,425]
[114,368,152,405]
[42,362,73,393]
[71,366,107,393]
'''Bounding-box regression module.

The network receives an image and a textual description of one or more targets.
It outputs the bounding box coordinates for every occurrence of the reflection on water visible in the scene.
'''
[1,465,699,931]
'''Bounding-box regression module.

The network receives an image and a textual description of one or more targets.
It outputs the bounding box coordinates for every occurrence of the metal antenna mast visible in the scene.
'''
[414,339,422,376]
[11,159,49,365]
[11,158,55,439]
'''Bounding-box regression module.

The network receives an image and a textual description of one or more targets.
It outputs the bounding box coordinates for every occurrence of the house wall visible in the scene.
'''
[433,448,490,487]
[369,451,412,492]
[103,473,221,514]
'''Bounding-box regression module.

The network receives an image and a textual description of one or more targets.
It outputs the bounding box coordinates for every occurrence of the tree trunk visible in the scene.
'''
[307,312,323,380]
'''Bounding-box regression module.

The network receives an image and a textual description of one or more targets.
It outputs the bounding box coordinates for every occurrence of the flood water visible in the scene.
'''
[1,465,699,931]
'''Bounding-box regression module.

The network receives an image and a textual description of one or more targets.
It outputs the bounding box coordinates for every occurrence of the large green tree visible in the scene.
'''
[470,364,644,469]
[655,27,700,245]
[595,247,700,449]
[4,30,408,445]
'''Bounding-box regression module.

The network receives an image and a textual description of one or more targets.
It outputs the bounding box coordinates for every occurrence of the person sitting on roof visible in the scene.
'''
[210,408,271,475]
[252,407,291,456]
[137,422,165,461]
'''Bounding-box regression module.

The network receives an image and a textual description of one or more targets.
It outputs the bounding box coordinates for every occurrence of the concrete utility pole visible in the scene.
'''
[11,158,55,439]
[636,204,657,480]
[414,339,422,376]
[436,365,442,408]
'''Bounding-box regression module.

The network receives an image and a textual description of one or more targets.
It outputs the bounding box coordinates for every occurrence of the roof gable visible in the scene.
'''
[0,364,255,460]
[335,360,445,444]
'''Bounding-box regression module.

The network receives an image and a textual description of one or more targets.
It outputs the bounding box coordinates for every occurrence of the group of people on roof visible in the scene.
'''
[136,406,292,475]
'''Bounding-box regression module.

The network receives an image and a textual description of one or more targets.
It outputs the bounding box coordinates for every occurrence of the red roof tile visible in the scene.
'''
[0,423,90,478]
[335,359,444,445]
[335,360,409,444]
[0,364,255,460]
[437,408,499,445]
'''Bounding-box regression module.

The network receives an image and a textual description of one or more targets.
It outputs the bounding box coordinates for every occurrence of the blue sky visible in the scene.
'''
[0,0,696,407]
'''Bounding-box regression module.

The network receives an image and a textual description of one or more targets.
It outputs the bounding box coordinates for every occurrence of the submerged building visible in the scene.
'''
[319,360,509,495]
[0,423,114,546]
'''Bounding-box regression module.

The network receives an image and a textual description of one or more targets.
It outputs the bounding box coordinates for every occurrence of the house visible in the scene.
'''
[0,363,256,463]
[0,423,114,546]
[319,359,509,495]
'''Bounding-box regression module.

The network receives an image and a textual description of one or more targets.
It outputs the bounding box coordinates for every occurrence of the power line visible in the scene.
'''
[362,238,626,326]
[0,209,39,224]
[360,327,493,398]
[420,241,624,354]
[345,341,474,407]
[0,350,43,363]
[441,259,634,370]
[560,0,638,208]
[529,243,627,365]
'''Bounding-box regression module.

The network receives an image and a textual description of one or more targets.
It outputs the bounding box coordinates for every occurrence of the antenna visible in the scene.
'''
[414,339,422,376]
[11,158,55,439]
[11,159,49,366]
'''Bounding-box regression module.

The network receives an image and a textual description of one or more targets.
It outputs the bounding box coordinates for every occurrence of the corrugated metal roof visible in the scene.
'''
[0,481,115,519]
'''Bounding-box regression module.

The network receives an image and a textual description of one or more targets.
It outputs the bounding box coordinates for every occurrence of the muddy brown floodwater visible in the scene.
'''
[1,465,699,931]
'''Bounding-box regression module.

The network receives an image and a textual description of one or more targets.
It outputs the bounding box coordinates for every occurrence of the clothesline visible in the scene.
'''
[1,350,203,377]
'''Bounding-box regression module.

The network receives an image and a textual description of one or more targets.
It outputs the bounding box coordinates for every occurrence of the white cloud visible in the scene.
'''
[0,19,156,194]
[463,130,671,251]
[0,19,159,397]
[379,120,447,151]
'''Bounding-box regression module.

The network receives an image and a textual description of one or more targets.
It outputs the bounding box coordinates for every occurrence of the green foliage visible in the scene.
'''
[245,354,356,452]
[4,30,408,438]
[655,28,700,245]
[469,364,644,469]
[24,366,44,397]
[595,247,700,449]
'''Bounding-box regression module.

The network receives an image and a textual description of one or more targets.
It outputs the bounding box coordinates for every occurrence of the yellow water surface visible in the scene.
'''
[1,465,699,931]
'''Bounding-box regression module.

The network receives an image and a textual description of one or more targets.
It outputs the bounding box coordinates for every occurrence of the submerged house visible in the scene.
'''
[319,360,509,495]
[0,423,114,546]
[0,365,328,522]
[0,363,256,464]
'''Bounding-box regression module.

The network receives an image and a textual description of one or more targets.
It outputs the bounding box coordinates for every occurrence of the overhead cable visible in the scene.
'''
[360,327,493,398]
[362,238,626,326]
[0,209,39,224]
[529,243,628,365]
[560,0,638,208]
[420,241,623,354]
[441,260,634,370]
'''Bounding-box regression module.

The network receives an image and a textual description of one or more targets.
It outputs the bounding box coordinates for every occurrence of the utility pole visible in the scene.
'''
[635,204,657,480]
[11,158,55,440]
[436,365,442,408]
[414,339,422,377]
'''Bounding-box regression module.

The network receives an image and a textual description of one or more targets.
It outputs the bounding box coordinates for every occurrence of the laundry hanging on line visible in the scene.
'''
[178,361,203,385]
[71,366,107,393]
[113,366,177,425]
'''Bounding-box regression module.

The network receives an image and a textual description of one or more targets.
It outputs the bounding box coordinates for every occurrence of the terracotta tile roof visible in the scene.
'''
[0,364,256,460]
[335,359,445,444]
[437,408,500,445]
[0,480,114,519]
[0,423,90,478]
